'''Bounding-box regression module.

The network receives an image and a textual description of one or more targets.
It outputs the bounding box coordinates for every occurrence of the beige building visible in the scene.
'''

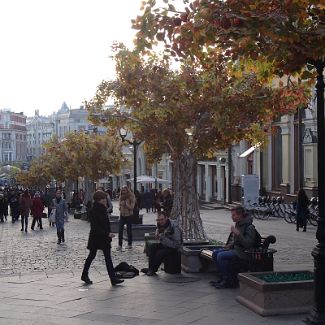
[27,110,55,160]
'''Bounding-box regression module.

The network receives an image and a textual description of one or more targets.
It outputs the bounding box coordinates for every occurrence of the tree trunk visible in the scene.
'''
[171,150,208,242]
[64,180,73,203]
[84,177,96,205]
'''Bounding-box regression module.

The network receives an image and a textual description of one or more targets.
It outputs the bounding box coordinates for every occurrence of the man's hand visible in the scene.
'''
[108,233,115,238]
[231,225,240,236]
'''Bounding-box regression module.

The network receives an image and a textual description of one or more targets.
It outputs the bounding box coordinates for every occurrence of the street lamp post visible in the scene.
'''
[306,59,325,325]
[119,128,142,192]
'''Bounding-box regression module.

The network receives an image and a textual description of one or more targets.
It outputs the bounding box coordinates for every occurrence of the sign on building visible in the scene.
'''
[242,174,259,207]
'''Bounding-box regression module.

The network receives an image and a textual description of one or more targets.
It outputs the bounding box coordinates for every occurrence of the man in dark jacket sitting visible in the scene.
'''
[142,211,182,276]
[211,206,256,288]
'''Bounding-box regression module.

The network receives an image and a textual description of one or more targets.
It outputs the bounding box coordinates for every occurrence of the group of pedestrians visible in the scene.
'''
[136,188,173,216]
[0,188,44,231]
[0,187,68,245]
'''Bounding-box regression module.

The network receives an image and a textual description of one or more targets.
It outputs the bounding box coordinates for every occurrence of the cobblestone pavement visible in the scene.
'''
[0,202,316,277]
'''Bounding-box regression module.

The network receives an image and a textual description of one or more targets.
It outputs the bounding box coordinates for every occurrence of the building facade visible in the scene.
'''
[54,102,91,139]
[196,103,318,203]
[26,110,55,160]
[0,109,27,163]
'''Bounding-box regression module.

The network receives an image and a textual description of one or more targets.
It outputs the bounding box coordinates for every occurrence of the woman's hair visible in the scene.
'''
[162,188,170,196]
[297,188,308,201]
[93,190,107,202]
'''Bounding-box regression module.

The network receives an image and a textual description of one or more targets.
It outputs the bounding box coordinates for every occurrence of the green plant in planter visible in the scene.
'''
[256,272,314,283]
[207,238,225,246]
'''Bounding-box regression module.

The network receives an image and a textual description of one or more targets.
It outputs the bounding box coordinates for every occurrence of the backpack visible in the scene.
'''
[244,224,262,249]
[114,262,139,279]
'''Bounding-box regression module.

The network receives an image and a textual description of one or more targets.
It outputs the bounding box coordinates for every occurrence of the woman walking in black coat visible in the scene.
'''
[296,188,309,232]
[81,190,124,286]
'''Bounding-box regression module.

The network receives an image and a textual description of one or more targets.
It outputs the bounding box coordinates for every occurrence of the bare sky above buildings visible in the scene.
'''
[0,0,147,117]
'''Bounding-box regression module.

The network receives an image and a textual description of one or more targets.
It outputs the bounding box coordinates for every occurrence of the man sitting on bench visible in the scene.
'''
[211,206,256,289]
[141,211,182,276]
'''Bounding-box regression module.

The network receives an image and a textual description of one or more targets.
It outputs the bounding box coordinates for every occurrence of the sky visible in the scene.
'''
[0,0,146,117]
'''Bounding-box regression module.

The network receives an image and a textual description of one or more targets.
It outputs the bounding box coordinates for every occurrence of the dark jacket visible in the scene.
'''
[87,202,112,250]
[296,196,309,220]
[159,220,182,249]
[0,197,8,215]
[31,197,44,217]
[20,194,33,216]
[227,216,256,260]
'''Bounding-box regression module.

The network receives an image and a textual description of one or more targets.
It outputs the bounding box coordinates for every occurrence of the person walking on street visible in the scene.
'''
[118,186,136,250]
[31,192,44,230]
[0,192,8,223]
[20,190,33,232]
[142,189,152,213]
[295,188,309,232]
[9,190,20,223]
[52,189,68,244]
[81,190,124,286]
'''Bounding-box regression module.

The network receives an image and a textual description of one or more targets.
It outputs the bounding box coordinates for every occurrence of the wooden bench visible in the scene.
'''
[200,234,277,273]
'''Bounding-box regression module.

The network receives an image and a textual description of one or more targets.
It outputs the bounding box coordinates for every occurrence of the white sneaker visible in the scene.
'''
[126,245,132,249]
[116,246,122,251]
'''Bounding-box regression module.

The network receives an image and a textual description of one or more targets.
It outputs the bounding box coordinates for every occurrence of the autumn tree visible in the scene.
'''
[86,44,308,241]
[18,132,124,194]
[16,157,52,188]
[134,0,325,321]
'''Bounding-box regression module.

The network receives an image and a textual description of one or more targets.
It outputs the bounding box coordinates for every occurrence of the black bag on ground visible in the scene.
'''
[114,262,139,279]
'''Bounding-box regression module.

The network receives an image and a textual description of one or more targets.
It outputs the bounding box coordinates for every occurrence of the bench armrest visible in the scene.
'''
[261,235,276,249]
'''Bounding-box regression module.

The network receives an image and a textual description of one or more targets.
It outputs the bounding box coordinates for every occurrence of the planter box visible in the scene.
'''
[236,271,314,316]
[123,224,157,241]
[180,245,221,273]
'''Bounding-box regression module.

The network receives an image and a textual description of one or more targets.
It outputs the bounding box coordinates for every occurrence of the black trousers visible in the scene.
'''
[82,248,116,280]
[296,217,307,231]
[148,243,176,272]
[31,217,42,229]
[118,216,132,246]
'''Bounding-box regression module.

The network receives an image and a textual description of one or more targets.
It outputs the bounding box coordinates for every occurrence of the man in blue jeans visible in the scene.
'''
[211,206,256,289]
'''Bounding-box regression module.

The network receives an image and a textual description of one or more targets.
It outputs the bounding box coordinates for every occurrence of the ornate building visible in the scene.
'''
[26,110,55,160]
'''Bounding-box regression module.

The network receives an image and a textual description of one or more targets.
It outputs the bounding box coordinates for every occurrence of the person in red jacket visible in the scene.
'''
[31,192,44,230]
[20,190,33,232]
